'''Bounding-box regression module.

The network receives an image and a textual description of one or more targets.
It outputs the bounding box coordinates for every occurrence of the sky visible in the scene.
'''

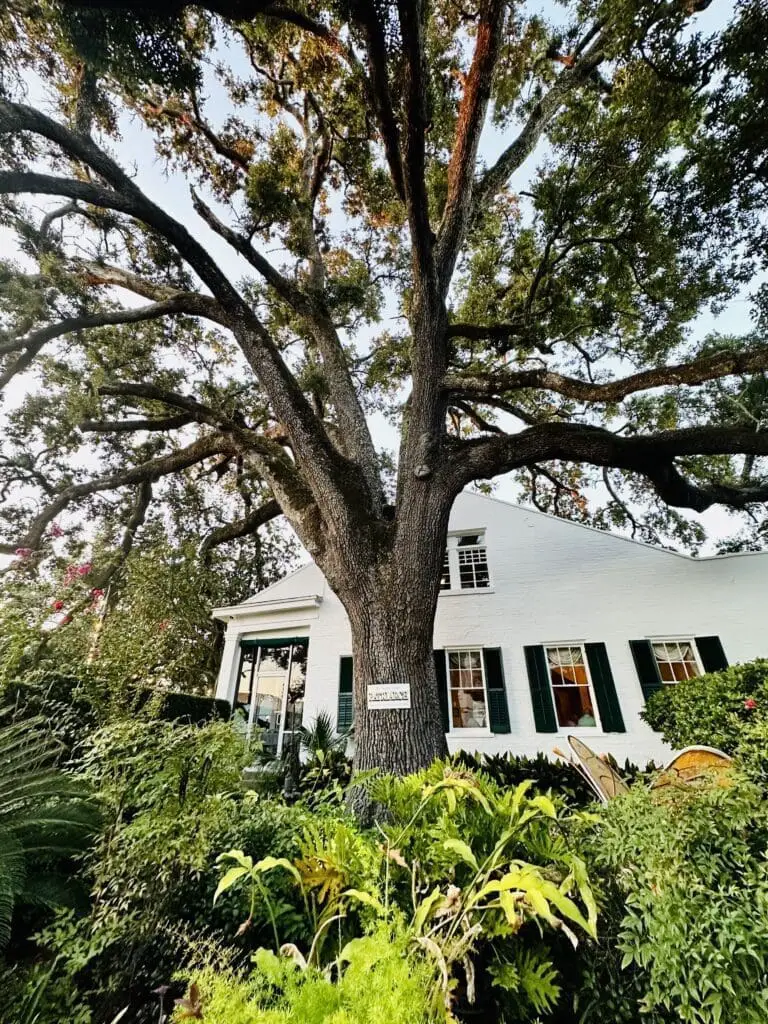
[0,0,756,558]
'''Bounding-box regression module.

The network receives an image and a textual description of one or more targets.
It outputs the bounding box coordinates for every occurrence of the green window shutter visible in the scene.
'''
[584,643,625,733]
[695,636,728,674]
[629,640,663,703]
[523,645,557,733]
[337,656,354,731]
[433,650,449,733]
[483,648,511,734]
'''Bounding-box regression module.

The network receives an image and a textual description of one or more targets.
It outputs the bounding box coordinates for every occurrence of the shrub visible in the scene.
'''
[25,718,344,1023]
[643,659,768,782]
[583,777,768,1024]
[138,689,232,724]
[213,765,599,1022]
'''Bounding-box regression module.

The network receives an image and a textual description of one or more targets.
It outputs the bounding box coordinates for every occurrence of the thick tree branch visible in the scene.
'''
[351,2,406,202]
[58,0,324,28]
[80,413,194,433]
[396,0,435,285]
[191,190,381,499]
[8,434,237,552]
[451,421,768,513]
[0,99,377,515]
[0,297,217,392]
[446,345,768,405]
[198,497,281,556]
[435,0,506,292]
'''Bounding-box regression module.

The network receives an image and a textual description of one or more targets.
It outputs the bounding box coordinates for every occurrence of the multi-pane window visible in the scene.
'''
[652,640,700,683]
[546,645,599,729]
[441,532,490,591]
[447,649,488,729]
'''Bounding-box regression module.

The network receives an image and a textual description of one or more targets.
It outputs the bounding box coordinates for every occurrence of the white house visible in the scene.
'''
[213,491,768,766]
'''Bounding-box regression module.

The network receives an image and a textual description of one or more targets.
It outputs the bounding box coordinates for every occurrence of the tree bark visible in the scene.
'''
[317,485,453,779]
[347,596,448,775]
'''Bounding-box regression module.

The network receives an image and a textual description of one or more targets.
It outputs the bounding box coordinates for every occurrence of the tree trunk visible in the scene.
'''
[320,487,453,779]
[346,594,448,775]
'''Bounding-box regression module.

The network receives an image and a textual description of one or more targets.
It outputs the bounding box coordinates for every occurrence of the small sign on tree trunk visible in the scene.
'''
[367,684,412,710]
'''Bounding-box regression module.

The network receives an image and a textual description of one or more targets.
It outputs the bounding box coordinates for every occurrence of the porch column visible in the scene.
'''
[216,628,241,703]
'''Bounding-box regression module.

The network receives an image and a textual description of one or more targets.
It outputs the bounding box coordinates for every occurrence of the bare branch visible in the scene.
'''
[435,0,506,291]
[446,345,768,405]
[198,497,281,556]
[14,434,237,552]
[0,297,219,392]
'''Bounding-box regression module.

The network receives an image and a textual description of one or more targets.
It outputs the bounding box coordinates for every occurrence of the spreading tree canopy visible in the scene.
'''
[1,0,768,774]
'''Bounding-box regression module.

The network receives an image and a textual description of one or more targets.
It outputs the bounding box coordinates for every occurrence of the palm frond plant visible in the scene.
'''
[0,716,99,949]
[298,712,349,761]
[295,712,352,802]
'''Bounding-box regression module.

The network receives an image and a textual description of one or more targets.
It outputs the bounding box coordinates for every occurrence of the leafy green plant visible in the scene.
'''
[298,712,348,760]
[586,777,768,1024]
[214,766,598,1020]
[0,717,98,949]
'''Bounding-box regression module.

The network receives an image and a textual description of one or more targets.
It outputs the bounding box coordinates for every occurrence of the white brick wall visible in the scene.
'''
[214,492,768,767]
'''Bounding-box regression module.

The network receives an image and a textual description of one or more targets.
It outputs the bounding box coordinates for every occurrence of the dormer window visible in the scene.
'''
[440,532,490,592]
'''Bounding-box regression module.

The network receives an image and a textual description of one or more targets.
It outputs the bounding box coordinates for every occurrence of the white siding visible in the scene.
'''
[215,492,768,766]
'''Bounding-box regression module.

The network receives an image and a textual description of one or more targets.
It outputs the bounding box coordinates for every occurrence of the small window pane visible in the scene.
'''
[652,639,701,686]
[458,546,490,589]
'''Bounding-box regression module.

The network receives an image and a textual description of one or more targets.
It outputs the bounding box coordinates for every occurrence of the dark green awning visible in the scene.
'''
[240,637,309,650]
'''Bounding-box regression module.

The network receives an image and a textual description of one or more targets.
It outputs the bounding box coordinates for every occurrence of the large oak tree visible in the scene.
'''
[1,0,768,775]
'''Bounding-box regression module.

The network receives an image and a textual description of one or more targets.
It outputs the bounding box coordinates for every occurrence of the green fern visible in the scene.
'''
[489,946,562,1017]
[0,716,99,948]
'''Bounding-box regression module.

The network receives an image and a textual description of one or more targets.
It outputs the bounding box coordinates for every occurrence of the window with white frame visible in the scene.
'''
[545,645,600,729]
[441,532,490,591]
[446,649,488,729]
[652,640,701,683]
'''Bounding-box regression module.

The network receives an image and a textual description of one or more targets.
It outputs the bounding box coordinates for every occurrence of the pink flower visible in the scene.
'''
[90,587,105,599]
[744,698,758,711]
[15,547,32,560]
[63,562,92,585]
[49,523,64,538]
[51,599,65,611]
